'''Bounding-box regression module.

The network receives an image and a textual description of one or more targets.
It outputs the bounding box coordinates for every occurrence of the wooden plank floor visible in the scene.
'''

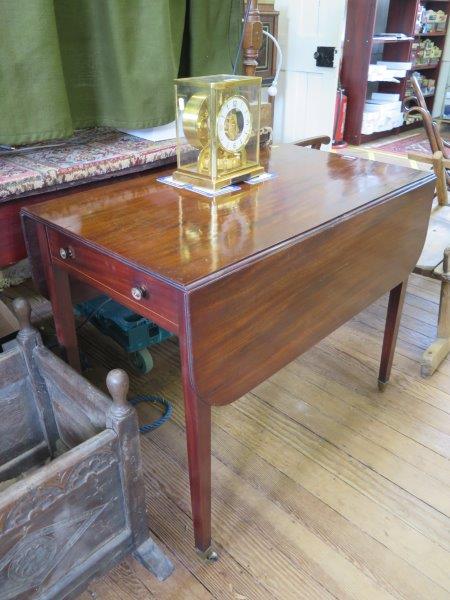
[2,272,449,599]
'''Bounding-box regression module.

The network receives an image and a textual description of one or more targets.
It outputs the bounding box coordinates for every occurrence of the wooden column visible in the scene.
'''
[243,1,263,76]
[242,2,273,130]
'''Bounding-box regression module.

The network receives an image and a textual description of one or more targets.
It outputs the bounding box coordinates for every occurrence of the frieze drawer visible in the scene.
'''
[47,228,180,332]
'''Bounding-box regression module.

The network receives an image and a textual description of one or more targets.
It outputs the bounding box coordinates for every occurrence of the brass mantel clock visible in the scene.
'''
[173,74,264,190]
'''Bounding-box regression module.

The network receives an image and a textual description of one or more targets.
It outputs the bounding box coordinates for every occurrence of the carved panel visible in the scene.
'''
[0,378,44,467]
[39,374,105,448]
[0,350,27,387]
[43,378,99,448]
[0,446,127,599]
[0,505,107,599]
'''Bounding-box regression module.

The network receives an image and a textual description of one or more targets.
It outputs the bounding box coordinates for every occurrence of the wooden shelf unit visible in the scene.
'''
[411,61,440,68]
[372,37,414,43]
[341,0,449,145]
[416,31,446,35]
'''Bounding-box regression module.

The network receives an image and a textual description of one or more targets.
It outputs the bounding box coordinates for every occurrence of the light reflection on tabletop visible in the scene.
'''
[27,145,432,285]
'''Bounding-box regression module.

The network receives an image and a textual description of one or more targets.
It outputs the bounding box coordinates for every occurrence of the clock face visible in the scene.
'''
[217,95,252,153]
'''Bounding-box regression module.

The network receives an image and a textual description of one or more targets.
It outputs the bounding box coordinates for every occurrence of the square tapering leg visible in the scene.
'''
[378,280,407,390]
[37,224,81,371]
[183,387,212,553]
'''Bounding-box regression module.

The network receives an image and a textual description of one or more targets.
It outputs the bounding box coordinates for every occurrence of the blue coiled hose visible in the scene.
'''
[129,394,173,433]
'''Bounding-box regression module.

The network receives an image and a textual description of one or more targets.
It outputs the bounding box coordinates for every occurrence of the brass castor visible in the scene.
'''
[197,546,219,563]
[377,379,388,392]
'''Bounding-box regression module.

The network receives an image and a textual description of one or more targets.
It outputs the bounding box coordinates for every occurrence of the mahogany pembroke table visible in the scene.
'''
[21,144,435,559]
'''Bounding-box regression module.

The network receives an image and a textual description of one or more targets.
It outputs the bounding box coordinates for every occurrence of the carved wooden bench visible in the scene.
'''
[0,298,173,599]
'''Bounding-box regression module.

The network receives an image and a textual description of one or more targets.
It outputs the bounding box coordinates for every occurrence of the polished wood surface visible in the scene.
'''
[22,144,436,554]
[4,274,449,599]
[187,182,431,405]
[46,227,181,332]
[0,156,177,269]
[24,145,433,286]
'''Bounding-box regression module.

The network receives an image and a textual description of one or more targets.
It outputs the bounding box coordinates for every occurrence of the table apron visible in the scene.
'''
[46,228,180,334]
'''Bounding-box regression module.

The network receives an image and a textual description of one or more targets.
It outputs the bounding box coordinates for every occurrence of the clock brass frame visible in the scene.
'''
[173,74,264,191]
[182,93,209,149]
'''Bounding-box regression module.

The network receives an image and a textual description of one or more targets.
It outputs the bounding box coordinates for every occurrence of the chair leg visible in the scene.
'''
[378,281,407,391]
[421,260,450,376]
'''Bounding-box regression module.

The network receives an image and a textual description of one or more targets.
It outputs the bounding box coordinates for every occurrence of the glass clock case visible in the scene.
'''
[173,74,264,190]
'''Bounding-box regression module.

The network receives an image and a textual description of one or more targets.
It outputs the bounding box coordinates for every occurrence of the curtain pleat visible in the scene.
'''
[0,0,241,145]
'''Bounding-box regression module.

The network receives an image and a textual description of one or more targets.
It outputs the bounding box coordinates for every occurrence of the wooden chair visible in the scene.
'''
[402,76,450,376]
[294,135,331,150]
[405,74,450,197]
[413,202,450,376]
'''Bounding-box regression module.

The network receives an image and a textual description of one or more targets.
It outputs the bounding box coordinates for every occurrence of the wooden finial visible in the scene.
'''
[106,368,131,415]
[12,297,32,331]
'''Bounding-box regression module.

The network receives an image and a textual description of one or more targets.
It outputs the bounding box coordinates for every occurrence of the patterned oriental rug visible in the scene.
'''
[374,132,432,155]
[0,127,178,201]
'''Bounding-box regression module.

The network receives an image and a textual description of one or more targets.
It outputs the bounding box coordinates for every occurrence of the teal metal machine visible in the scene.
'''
[75,295,172,374]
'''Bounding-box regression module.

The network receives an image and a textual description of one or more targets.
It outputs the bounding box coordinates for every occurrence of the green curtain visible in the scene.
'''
[0,0,241,145]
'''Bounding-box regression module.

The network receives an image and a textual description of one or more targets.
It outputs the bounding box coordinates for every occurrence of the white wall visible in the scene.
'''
[272,0,347,143]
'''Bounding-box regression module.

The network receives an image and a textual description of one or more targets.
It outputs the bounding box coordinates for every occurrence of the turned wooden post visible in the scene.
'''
[408,150,450,206]
[432,152,449,206]
[105,368,174,579]
[243,0,263,76]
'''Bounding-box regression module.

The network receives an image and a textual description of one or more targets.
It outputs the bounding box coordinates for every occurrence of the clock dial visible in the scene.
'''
[217,96,252,153]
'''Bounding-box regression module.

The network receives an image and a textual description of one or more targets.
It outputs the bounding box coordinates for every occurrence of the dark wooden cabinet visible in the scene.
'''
[341,0,450,145]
